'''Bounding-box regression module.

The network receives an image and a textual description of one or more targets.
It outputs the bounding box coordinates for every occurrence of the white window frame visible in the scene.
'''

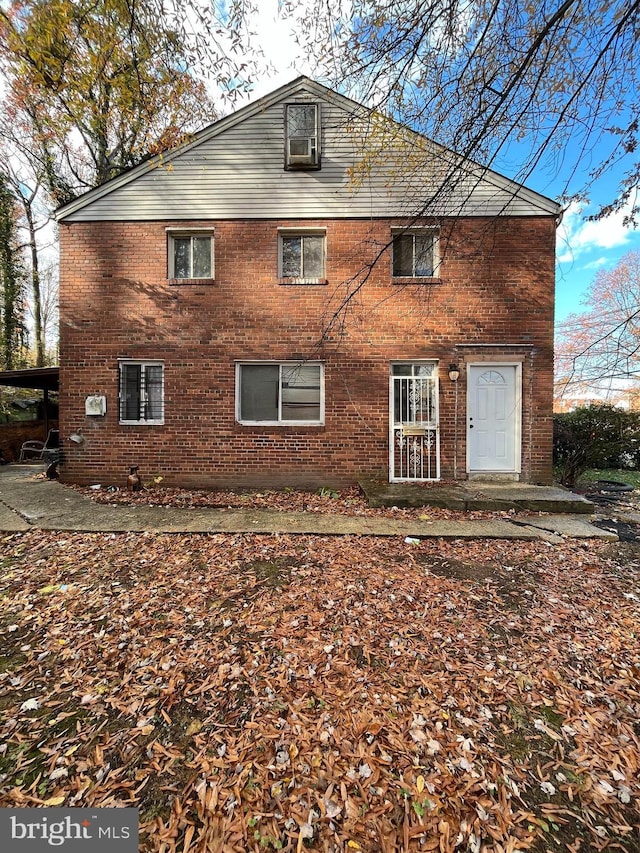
[236,361,325,426]
[284,102,321,170]
[391,228,439,278]
[119,360,165,425]
[278,228,326,283]
[167,229,214,280]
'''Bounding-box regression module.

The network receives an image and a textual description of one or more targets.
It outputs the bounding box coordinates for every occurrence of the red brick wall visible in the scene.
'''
[58,217,556,487]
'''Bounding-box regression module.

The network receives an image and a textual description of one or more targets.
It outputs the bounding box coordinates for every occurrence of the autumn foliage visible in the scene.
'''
[555,251,640,403]
[0,0,217,202]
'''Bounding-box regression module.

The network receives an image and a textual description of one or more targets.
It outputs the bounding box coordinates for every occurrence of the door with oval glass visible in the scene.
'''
[467,364,521,473]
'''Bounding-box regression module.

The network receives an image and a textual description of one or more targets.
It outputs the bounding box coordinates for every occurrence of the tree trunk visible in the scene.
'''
[24,203,44,366]
[0,177,23,369]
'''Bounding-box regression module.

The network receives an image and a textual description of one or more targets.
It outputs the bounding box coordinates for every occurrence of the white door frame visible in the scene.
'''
[466,362,522,474]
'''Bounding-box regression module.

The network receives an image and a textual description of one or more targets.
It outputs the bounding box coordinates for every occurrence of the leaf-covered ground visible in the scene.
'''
[1,530,639,852]
[71,483,526,521]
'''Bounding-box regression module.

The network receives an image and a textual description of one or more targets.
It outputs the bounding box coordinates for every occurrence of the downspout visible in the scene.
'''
[453,376,458,481]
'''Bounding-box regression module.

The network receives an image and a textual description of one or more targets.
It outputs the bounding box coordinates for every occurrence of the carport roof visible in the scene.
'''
[0,367,59,392]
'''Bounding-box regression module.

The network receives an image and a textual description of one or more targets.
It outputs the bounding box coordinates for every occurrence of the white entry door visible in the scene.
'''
[467,364,520,473]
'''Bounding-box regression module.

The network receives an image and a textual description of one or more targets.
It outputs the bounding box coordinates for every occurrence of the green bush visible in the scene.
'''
[553,403,640,487]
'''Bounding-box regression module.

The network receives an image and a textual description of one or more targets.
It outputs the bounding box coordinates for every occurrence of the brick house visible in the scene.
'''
[55,77,560,489]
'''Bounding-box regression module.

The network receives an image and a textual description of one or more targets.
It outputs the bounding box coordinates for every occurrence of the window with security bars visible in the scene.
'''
[238,363,323,424]
[392,363,437,425]
[392,230,438,277]
[119,362,164,424]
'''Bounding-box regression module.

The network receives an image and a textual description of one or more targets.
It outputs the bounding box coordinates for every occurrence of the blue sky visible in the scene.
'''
[525,131,640,324]
[554,197,640,324]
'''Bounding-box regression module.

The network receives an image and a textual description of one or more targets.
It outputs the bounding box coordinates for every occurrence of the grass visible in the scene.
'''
[553,466,640,490]
[576,467,640,489]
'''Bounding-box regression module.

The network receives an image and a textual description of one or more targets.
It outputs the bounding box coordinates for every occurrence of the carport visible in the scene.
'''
[0,367,60,439]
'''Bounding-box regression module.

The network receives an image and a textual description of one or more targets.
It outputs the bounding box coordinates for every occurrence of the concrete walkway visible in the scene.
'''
[0,465,619,542]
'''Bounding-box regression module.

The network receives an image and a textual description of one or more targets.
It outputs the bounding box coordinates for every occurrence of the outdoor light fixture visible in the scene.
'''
[69,432,84,445]
[448,364,460,382]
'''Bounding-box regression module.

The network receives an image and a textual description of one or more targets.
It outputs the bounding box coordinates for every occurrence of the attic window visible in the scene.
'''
[285,103,320,170]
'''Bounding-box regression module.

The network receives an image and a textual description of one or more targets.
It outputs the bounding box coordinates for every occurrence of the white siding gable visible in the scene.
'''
[56,78,560,223]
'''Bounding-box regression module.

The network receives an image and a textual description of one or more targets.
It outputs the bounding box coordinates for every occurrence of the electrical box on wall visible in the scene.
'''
[85,395,107,416]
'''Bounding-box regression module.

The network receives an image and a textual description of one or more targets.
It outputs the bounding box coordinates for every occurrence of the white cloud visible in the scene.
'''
[557,198,635,265]
[241,4,312,96]
[554,197,640,323]
[582,256,608,271]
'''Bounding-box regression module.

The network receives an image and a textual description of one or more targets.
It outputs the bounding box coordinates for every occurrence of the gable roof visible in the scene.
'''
[55,76,561,222]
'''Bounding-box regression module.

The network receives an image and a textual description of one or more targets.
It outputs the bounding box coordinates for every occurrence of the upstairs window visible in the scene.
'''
[119,361,164,424]
[285,103,320,170]
[279,230,326,282]
[392,229,438,278]
[237,362,324,425]
[168,231,214,280]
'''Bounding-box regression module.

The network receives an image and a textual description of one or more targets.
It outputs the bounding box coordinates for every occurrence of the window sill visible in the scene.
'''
[168,278,215,286]
[237,420,324,427]
[279,277,327,286]
[392,277,441,285]
[119,420,165,426]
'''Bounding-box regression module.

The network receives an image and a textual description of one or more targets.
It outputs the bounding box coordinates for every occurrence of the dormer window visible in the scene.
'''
[285,103,320,170]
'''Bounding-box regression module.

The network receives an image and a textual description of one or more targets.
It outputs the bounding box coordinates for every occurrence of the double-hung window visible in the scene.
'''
[119,361,164,424]
[285,103,320,169]
[237,362,324,425]
[392,229,438,278]
[168,231,214,280]
[279,230,326,282]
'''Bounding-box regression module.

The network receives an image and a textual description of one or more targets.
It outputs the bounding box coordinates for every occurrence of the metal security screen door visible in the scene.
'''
[390,362,440,481]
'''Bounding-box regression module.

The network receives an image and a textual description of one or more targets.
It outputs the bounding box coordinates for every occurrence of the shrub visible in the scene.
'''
[553,403,640,487]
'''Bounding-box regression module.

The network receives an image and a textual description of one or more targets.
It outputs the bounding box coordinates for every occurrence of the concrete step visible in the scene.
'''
[359,479,594,514]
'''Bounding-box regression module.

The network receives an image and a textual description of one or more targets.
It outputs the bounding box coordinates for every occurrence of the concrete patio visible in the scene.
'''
[359,478,595,513]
